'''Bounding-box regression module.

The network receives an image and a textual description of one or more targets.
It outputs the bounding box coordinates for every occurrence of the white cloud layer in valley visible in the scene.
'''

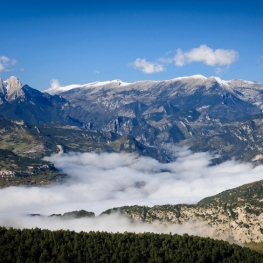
[1,148,263,236]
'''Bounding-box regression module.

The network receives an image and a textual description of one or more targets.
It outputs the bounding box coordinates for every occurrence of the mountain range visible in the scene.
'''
[1,75,263,164]
[45,75,263,164]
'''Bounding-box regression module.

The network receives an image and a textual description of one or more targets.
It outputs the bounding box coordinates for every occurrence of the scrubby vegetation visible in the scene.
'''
[198,179,263,208]
[0,227,263,262]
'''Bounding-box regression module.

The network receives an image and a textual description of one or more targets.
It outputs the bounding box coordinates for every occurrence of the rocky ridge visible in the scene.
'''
[101,179,263,243]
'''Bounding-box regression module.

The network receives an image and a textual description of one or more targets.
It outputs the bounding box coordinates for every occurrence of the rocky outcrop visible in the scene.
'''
[4,76,24,101]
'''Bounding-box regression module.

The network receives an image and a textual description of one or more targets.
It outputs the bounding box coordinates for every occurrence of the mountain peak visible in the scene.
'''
[6,76,22,90]
[3,76,24,101]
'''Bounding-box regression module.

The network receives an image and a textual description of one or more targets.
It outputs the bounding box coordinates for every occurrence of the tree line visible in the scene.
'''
[0,226,263,263]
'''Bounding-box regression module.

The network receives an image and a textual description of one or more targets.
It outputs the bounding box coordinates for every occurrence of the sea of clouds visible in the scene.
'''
[1,147,263,237]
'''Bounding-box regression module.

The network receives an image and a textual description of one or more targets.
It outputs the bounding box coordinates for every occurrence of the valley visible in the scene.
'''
[1,75,263,248]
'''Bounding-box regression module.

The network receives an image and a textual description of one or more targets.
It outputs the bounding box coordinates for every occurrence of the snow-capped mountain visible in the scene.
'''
[44,75,263,124]
[45,79,131,95]
[44,75,263,164]
[2,75,263,164]
[45,75,263,111]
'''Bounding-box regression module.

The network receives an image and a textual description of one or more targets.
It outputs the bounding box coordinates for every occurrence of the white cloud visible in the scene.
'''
[50,79,60,90]
[94,70,100,74]
[130,58,165,74]
[0,56,17,72]
[174,45,239,66]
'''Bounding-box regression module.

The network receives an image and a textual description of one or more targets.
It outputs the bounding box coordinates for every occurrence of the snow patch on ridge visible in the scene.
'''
[45,79,131,95]
[44,75,263,97]
[213,76,230,87]
[170,74,207,82]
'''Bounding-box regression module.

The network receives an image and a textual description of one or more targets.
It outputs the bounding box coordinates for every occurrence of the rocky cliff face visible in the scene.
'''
[102,179,263,243]
[102,203,263,243]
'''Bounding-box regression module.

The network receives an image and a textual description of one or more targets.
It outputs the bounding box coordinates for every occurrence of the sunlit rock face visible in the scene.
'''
[5,76,24,101]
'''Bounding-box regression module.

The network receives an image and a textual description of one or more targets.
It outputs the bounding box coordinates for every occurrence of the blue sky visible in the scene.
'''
[0,0,263,90]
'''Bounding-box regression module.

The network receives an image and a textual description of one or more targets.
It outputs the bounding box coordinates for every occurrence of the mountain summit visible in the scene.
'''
[0,76,24,102]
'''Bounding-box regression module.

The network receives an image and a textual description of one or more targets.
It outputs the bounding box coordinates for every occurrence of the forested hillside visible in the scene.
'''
[0,227,263,263]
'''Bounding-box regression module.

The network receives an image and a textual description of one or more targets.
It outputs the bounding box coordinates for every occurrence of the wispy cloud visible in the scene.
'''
[0,56,17,72]
[174,45,239,66]
[129,58,165,74]
[94,70,100,74]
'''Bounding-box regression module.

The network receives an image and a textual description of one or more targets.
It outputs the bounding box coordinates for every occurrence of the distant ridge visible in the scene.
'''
[44,75,261,96]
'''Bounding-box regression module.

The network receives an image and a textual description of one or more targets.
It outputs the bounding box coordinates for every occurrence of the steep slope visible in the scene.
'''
[0,115,166,160]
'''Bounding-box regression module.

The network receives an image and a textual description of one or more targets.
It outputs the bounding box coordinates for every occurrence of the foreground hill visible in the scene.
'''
[101,179,263,243]
[1,227,262,263]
